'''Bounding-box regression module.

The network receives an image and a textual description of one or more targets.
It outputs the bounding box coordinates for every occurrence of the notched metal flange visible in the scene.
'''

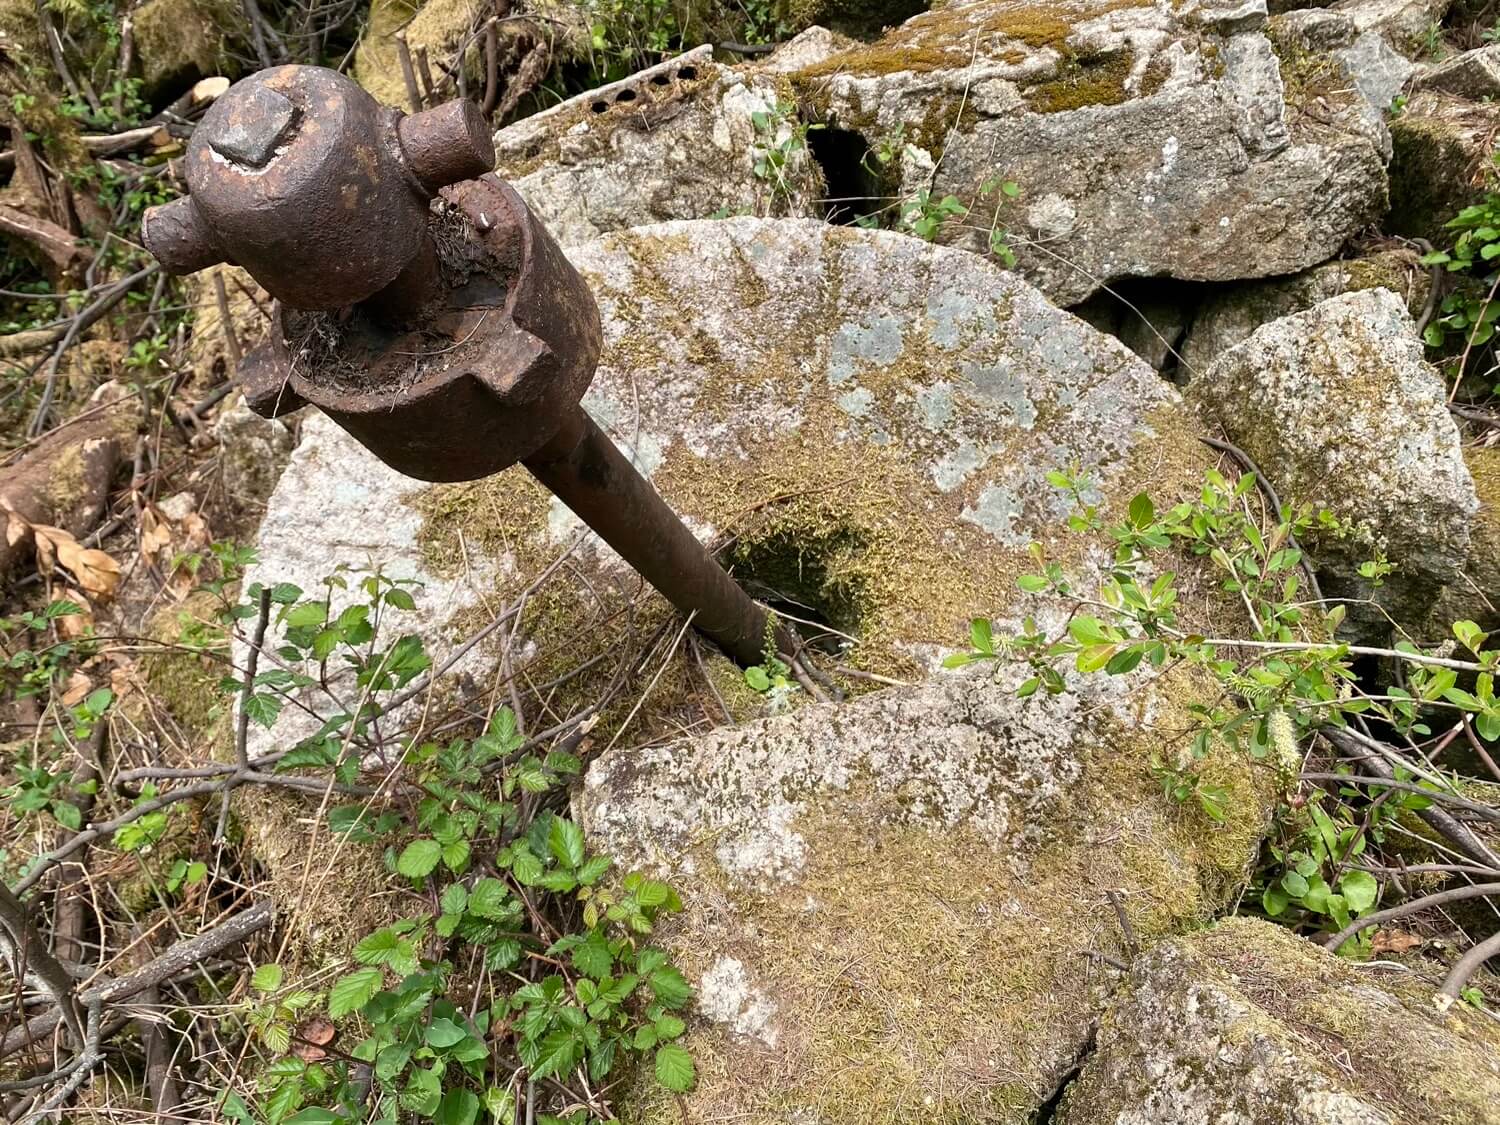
[240,177,602,482]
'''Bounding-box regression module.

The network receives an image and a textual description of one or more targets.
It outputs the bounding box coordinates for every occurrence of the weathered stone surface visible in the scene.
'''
[1389,91,1498,242]
[242,218,1212,754]
[1418,43,1500,99]
[1057,917,1500,1125]
[578,667,1273,1122]
[133,0,230,98]
[1331,0,1452,54]
[213,396,294,509]
[759,24,858,72]
[787,0,1388,303]
[1432,443,1500,634]
[1178,248,1433,375]
[1268,6,1413,127]
[492,48,823,245]
[1194,288,1477,630]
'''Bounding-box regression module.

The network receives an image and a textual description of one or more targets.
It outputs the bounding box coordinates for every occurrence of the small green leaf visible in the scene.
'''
[1340,870,1379,913]
[969,617,994,655]
[1127,491,1155,530]
[426,1017,468,1048]
[649,965,693,1008]
[328,966,382,1018]
[572,930,614,979]
[435,1088,480,1125]
[654,1043,695,1093]
[549,818,586,869]
[252,963,284,993]
[397,838,443,879]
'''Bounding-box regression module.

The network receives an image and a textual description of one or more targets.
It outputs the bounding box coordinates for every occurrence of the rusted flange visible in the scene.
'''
[241,177,601,482]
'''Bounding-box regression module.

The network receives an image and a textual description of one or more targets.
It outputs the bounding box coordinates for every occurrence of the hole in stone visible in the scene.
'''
[589,100,608,114]
[1067,276,1203,384]
[615,88,637,103]
[676,65,698,80]
[650,73,671,86]
[806,126,889,226]
[723,525,873,657]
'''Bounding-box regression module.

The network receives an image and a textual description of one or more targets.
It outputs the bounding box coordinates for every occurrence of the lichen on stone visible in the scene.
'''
[1058,916,1500,1124]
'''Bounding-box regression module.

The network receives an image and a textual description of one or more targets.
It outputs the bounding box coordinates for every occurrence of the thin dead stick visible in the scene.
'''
[0,901,273,1062]
[212,270,242,371]
[0,885,83,1050]
[1301,772,1500,824]
[1462,716,1500,785]
[396,35,423,113]
[1325,730,1500,870]
[1439,929,1500,1005]
[1106,890,1139,958]
[1325,883,1500,951]
[222,588,272,838]
[415,45,438,105]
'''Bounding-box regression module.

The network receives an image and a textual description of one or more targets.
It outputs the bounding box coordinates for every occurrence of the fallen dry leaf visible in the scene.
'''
[34,525,121,600]
[4,506,30,547]
[1371,929,1423,955]
[60,670,93,707]
[292,1016,336,1062]
[140,507,172,565]
[55,589,93,639]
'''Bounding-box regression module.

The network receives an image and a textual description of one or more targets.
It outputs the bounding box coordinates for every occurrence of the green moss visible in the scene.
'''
[1166,919,1500,1124]
[1023,49,1135,113]
[795,0,1154,80]
[133,0,236,97]
[1388,101,1491,244]
[619,671,1273,1123]
[138,593,229,742]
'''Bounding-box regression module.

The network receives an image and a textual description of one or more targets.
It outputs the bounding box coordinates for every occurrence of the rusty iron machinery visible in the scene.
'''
[142,65,789,668]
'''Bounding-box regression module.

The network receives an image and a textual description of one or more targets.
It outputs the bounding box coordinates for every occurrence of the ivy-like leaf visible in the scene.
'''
[654,1043,695,1093]
[396,838,443,879]
[328,966,382,1018]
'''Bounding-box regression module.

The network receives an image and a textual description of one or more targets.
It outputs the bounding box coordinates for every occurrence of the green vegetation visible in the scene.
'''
[947,466,1499,986]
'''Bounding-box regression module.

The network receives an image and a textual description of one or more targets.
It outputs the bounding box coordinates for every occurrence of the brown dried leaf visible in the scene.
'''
[178,510,209,553]
[35,525,121,600]
[55,590,93,639]
[140,508,172,564]
[1371,929,1423,955]
[292,1016,335,1061]
[4,506,31,547]
[60,670,93,707]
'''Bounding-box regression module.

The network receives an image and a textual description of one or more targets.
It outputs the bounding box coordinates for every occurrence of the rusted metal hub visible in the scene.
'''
[141,66,790,667]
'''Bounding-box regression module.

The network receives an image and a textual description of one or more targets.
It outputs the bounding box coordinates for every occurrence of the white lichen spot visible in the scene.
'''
[698,957,781,1047]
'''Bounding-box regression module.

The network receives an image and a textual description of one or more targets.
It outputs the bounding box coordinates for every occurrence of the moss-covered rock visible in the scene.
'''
[1388,91,1498,243]
[1178,248,1433,377]
[1192,288,1478,637]
[783,0,1387,303]
[240,217,1216,758]
[133,0,237,98]
[578,665,1275,1122]
[1057,916,1500,1124]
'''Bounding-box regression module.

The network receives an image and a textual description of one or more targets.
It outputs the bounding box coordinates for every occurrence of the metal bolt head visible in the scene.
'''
[207,85,297,168]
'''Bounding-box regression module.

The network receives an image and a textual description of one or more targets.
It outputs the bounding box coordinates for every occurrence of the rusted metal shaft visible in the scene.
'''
[140,65,795,669]
[523,407,785,669]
